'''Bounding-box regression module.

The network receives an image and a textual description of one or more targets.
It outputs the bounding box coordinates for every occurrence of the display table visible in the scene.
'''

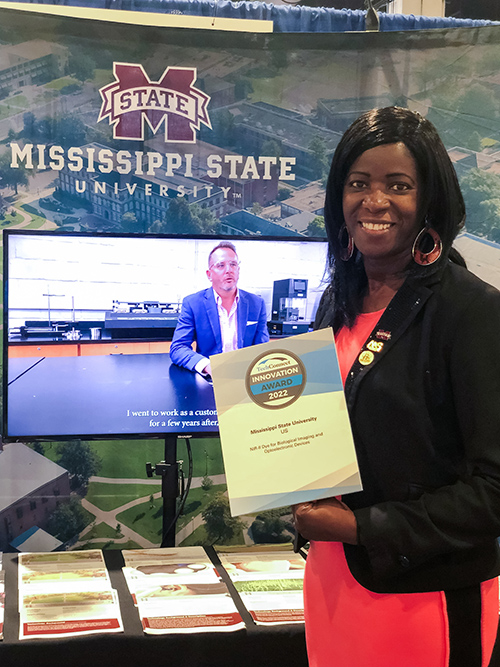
[0,549,308,667]
[3,549,500,666]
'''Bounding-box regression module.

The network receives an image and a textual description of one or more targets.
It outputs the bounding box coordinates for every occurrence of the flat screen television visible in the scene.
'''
[3,230,329,441]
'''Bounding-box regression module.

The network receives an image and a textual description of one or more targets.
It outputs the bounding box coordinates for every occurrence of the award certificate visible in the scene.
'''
[210,328,362,516]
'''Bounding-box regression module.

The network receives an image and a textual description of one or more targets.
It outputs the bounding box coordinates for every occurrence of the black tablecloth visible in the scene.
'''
[0,549,308,667]
[2,549,500,666]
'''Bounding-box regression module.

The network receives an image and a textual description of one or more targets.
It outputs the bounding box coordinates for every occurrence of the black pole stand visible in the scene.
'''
[146,435,180,547]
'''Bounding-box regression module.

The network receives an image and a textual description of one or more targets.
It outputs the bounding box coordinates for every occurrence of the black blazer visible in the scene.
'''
[313,261,500,594]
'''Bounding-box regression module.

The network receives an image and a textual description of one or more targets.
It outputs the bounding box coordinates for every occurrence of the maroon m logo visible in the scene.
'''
[98,62,211,143]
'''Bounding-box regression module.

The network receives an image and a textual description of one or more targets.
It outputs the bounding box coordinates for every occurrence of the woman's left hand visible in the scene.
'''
[292,497,358,545]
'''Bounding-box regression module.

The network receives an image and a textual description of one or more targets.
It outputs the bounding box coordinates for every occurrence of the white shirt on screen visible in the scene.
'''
[194,289,239,375]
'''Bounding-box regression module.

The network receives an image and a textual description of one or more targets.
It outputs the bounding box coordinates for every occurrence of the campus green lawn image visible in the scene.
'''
[0,201,54,234]
[45,76,80,91]
[79,522,142,550]
[86,437,223,479]
[180,524,211,546]
[116,484,227,545]
[8,94,30,110]
[35,438,231,549]
[180,523,246,548]
[92,69,113,87]
[0,104,13,121]
[81,521,124,540]
[79,540,142,550]
[90,439,166,477]
[0,211,25,226]
[85,482,162,512]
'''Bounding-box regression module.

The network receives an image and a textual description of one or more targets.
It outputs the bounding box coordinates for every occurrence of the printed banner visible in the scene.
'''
[0,4,499,554]
[0,9,498,257]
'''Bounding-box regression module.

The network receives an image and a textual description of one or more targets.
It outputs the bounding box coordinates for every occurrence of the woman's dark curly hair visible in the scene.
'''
[324,106,466,331]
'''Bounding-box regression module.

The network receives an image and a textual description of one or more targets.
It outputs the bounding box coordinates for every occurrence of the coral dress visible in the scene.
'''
[304,311,499,667]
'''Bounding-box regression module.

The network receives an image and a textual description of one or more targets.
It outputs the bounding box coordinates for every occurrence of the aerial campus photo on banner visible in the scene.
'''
[0,5,499,555]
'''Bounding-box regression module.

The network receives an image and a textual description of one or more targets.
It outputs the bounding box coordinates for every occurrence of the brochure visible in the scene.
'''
[122,547,245,634]
[18,550,110,593]
[219,550,305,625]
[17,550,123,639]
[210,328,362,515]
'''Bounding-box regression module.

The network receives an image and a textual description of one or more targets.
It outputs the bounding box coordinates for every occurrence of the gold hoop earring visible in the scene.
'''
[412,227,442,266]
[339,224,354,261]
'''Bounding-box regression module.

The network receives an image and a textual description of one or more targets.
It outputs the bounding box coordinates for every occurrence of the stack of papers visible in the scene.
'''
[122,547,245,634]
[219,550,305,625]
[17,550,123,640]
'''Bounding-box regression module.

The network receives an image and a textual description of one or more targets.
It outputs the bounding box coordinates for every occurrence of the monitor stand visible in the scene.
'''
[146,435,180,547]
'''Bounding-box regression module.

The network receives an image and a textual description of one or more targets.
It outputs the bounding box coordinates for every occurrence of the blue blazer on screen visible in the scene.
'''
[169,288,269,371]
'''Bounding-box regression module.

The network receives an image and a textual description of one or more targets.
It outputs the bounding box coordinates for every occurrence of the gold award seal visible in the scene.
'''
[245,349,306,410]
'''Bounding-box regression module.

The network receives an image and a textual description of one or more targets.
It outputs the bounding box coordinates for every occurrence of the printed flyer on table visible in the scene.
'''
[122,547,245,634]
[17,550,123,640]
[219,550,305,625]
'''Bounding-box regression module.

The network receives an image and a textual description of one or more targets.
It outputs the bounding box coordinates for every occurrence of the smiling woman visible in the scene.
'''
[342,142,420,283]
[293,107,500,667]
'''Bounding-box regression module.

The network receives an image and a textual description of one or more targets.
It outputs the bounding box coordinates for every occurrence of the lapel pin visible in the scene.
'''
[367,340,384,353]
[358,350,374,366]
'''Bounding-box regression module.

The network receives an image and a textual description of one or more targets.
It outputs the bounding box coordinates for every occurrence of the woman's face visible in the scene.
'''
[342,142,421,265]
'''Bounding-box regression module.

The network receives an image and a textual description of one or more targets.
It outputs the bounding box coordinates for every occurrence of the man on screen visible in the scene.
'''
[170,241,269,376]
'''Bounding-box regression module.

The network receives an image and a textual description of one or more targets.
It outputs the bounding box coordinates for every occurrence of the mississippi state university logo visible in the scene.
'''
[98,62,211,143]
[245,350,307,410]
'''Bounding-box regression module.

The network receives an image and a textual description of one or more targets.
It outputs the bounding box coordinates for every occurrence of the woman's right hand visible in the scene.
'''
[292,497,358,545]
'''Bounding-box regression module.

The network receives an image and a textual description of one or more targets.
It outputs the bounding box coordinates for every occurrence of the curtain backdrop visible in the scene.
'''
[0,0,498,32]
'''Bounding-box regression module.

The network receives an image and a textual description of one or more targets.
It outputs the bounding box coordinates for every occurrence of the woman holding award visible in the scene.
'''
[293,107,500,667]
